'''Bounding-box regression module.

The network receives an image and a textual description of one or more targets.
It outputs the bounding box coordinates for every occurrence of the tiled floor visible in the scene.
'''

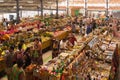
[0,50,52,80]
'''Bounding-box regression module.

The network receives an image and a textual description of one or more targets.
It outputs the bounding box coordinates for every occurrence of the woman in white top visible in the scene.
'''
[60,39,67,50]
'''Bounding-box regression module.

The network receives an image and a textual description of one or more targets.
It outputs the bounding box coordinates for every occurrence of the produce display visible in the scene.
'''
[0,17,72,72]
[29,29,96,80]
[25,27,118,80]
[0,19,72,55]
[62,30,117,80]
[65,37,116,80]
[32,41,85,79]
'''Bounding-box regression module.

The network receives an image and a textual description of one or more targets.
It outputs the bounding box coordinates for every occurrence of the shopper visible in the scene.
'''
[52,39,60,58]
[23,47,31,69]
[2,18,8,28]
[86,23,92,35]
[71,22,76,33]
[79,19,83,34]
[91,19,96,30]
[33,38,43,65]
[5,46,15,80]
[74,16,78,24]
[112,19,120,38]
[81,24,86,35]
[79,19,83,27]
[16,51,24,61]
[12,59,26,80]
[18,40,27,52]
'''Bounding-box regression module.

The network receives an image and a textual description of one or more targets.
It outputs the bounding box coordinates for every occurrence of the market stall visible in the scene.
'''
[27,28,95,80]
[65,35,117,80]
[0,17,72,73]
[26,27,119,80]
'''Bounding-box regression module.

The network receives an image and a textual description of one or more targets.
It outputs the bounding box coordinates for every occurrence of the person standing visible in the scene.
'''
[52,39,60,58]
[86,23,92,35]
[2,18,8,29]
[60,39,67,51]
[33,38,43,65]
[12,59,26,80]
[112,19,120,38]
[68,33,77,46]
[18,40,27,52]
[5,46,15,80]
[79,19,83,34]
[71,22,76,33]
[91,19,96,30]
[23,47,31,69]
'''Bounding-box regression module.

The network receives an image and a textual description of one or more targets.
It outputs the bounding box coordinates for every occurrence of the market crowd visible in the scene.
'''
[0,15,120,80]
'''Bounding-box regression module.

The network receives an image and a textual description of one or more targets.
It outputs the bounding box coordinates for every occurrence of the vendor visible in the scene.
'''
[68,33,77,46]
[65,37,74,50]
[32,38,43,65]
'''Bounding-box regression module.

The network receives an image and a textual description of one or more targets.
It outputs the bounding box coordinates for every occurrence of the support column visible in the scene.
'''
[66,0,69,16]
[56,0,59,19]
[16,0,20,24]
[40,0,43,18]
[37,6,39,16]
[106,0,109,16]
[20,6,22,18]
[50,6,53,17]
[20,10,22,18]
[84,0,88,18]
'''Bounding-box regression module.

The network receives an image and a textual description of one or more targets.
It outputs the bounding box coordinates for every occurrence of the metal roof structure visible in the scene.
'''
[0,0,119,13]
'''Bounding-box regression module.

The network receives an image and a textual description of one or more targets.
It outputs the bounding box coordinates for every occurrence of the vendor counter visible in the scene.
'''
[27,30,70,50]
